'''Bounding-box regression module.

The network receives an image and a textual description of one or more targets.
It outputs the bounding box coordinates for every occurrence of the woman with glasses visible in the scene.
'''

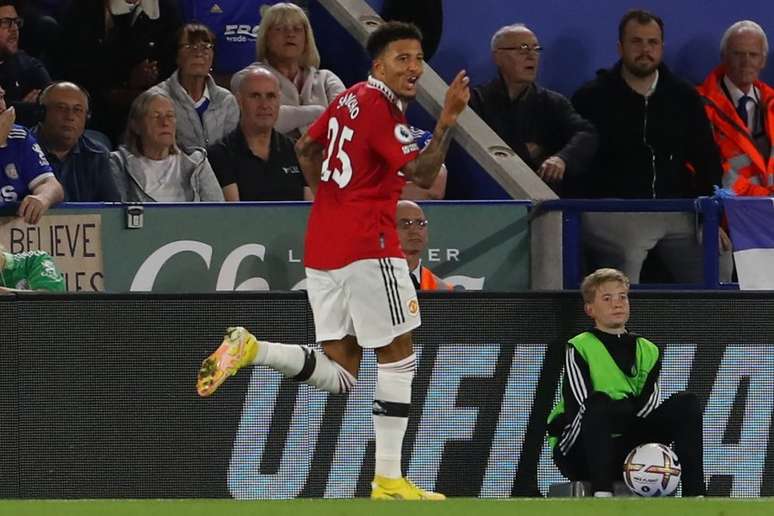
[254,2,345,138]
[151,23,239,151]
[109,90,223,202]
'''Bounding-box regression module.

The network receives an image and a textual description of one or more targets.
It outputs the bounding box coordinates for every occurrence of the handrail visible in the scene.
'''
[535,197,730,289]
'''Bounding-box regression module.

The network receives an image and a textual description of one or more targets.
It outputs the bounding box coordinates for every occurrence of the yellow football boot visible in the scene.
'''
[371,475,446,500]
[197,326,258,396]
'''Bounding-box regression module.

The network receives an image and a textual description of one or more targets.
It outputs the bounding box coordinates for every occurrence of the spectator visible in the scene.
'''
[0,88,63,224]
[396,200,451,291]
[698,20,774,196]
[0,244,65,292]
[400,126,446,200]
[546,268,705,497]
[254,2,345,138]
[208,65,310,201]
[109,90,223,202]
[470,23,597,196]
[151,23,239,151]
[178,1,308,81]
[57,0,182,144]
[0,0,52,126]
[32,81,121,202]
[571,9,723,284]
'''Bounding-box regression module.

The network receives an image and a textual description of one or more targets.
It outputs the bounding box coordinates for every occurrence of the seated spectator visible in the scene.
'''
[0,0,52,126]
[178,1,308,81]
[470,23,596,196]
[0,88,63,224]
[698,20,774,197]
[396,200,451,291]
[109,90,224,202]
[57,0,182,144]
[254,2,345,138]
[571,10,723,284]
[0,244,65,292]
[209,65,309,201]
[400,126,446,200]
[546,268,705,497]
[151,23,239,150]
[32,81,121,202]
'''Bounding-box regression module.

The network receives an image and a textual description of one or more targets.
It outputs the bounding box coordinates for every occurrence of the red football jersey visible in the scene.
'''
[304,78,420,270]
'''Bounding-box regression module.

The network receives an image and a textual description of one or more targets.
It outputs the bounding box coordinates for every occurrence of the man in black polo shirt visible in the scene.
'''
[208,65,311,201]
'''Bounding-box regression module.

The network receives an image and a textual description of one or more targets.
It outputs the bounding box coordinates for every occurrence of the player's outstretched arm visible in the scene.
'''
[295,133,325,194]
[403,71,470,188]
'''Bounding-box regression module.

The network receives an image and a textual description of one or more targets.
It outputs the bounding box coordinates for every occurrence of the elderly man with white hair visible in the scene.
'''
[469,23,597,196]
[698,20,773,196]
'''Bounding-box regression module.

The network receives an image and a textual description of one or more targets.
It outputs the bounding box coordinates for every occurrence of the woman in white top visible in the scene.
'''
[109,90,224,202]
[254,2,345,138]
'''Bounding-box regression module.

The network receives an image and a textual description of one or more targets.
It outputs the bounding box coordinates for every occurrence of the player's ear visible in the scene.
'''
[584,302,593,319]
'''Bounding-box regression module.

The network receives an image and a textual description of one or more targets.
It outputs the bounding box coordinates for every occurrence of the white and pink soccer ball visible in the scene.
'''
[623,443,682,497]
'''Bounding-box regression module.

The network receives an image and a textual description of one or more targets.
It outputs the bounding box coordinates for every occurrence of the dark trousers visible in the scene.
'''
[554,391,706,495]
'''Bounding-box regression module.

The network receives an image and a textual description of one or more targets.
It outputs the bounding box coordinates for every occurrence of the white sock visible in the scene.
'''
[253,341,356,394]
[373,354,416,479]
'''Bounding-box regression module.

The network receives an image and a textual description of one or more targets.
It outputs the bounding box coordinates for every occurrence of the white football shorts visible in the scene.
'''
[305,257,421,348]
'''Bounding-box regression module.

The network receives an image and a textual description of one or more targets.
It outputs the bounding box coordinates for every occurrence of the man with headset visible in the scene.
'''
[32,81,120,202]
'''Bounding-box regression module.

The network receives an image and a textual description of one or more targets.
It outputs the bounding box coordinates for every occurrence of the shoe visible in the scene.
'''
[197,327,258,397]
[370,475,446,500]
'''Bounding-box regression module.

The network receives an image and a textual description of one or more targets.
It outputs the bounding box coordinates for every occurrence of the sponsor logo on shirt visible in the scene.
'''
[394,123,413,144]
[401,143,419,155]
[210,3,224,14]
[282,166,301,175]
[4,163,18,180]
[1,185,18,202]
[32,143,50,167]
[224,24,258,43]
[337,92,360,119]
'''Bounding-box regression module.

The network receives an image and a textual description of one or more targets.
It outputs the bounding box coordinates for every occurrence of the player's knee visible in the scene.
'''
[670,391,701,419]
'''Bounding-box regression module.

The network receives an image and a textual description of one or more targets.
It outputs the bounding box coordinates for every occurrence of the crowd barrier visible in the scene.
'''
[1,291,773,498]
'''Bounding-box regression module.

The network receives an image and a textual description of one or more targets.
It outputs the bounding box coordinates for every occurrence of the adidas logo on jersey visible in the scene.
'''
[210,3,223,14]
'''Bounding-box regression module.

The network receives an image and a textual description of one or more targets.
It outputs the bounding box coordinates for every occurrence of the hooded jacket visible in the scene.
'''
[109,145,224,202]
[570,61,722,198]
[151,71,240,151]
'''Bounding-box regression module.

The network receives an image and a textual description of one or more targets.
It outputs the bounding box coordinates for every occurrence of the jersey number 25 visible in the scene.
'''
[321,118,354,188]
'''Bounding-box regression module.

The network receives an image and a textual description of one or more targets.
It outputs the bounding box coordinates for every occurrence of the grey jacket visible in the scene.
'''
[151,71,240,150]
[109,145,225,202]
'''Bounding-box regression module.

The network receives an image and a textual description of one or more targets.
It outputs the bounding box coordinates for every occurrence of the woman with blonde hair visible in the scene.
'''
[254,2,345,137]
[109,90,224,202]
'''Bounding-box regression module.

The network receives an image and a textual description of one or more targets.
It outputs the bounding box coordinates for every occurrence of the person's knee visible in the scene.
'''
[669,391,702,420]
[375,332,414,363]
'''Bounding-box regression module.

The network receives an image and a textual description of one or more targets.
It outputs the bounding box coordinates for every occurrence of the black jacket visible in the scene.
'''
[570,61,722,198]
[470,77,597,194]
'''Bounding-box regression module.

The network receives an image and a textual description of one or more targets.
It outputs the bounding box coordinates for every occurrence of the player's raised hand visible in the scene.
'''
[439,70,470,127]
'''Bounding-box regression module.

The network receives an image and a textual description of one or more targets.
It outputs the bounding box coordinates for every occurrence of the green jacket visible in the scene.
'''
[1,251,66,292]
[547,331,660,451]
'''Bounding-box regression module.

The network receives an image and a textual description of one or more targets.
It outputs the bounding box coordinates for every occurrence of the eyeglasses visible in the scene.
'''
[179,42,214,53]
[148,112,176,123]
[398,218,429,229]
[497,43,544,55]
[0,17,23,29]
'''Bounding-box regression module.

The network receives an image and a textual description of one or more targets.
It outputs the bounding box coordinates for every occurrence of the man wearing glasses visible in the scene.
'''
[0,1,51,126]
[396,200,451,291]
[470,23,597,196]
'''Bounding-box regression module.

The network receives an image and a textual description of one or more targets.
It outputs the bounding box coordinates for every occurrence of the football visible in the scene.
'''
[623,442,682,497]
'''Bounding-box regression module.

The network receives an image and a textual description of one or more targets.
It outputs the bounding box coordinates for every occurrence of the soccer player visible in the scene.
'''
[196,21,470,500]
[546,268,706,497]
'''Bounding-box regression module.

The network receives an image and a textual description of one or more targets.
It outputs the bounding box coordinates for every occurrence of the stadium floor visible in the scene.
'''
[2,498,774,516]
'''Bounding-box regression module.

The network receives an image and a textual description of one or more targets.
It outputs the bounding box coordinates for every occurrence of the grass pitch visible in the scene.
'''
[1,498,773,516]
